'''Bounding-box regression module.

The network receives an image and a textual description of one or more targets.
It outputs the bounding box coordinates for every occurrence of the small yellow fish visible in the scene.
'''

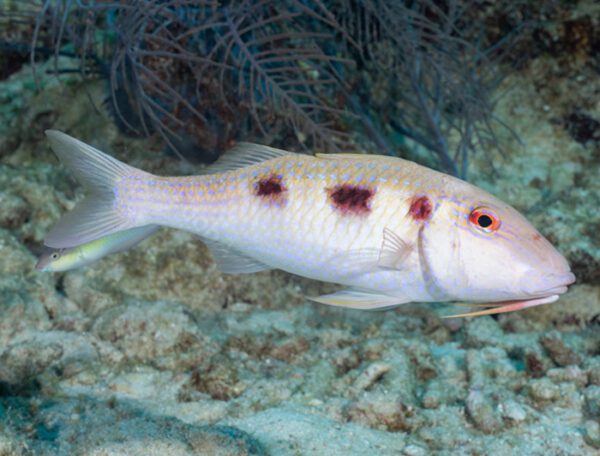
[36,225,158,272]
[41,131,575,316]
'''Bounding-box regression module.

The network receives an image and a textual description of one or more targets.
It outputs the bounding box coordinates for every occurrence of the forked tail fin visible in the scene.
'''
[44,130,148,248]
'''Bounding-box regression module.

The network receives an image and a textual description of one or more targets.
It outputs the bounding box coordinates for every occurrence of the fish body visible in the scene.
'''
[121,153,445,303]
[41,131,575,314]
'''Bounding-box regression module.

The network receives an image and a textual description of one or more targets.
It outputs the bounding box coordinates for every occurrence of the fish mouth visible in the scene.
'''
[522,271,576,298]
[444,272,576,319]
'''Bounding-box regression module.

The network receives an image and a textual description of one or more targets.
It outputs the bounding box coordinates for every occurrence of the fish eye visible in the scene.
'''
[469,207,501,233]
[50,252,60,260]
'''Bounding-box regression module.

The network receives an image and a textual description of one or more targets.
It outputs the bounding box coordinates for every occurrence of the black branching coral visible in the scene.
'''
[1,0,523,177]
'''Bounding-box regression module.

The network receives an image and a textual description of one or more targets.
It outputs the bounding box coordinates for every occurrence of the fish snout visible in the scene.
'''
[35,257,48,271]
[520,271,576,297]
[515,233,575,298]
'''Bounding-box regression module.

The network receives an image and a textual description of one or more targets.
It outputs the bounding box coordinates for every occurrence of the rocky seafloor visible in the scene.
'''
[1,8,600,456]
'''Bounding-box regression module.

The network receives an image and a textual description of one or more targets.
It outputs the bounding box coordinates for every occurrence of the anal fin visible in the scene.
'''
[310,288,412,311]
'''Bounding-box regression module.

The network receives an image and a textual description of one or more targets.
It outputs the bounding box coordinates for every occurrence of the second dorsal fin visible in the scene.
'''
[205,142,294,174]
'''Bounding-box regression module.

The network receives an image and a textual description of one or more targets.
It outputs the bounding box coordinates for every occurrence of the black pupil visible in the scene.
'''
[478,214,493,228]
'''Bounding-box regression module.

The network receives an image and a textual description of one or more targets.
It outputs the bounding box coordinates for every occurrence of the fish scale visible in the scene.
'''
[40,131,575,315]
[114,154,451,301]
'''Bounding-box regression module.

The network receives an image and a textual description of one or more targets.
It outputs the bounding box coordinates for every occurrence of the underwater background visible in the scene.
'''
[0,1,599,454]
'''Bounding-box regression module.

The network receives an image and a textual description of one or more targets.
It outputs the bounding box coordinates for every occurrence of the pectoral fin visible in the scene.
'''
[310,288,412,310]
[378,227,413,270]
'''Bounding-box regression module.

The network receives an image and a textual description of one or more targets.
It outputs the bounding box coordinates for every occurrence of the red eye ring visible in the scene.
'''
[469,207,501,233]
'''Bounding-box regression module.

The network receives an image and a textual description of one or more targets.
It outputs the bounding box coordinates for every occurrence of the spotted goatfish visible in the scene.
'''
[40,130,575,317]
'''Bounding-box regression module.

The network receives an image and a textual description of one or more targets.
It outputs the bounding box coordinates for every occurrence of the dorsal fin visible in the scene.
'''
[204,142,294,174]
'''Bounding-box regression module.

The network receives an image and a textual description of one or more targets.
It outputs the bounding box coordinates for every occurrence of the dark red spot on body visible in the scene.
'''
[328,184,375,215]
[409,195,432,221]
[254,174,287,206]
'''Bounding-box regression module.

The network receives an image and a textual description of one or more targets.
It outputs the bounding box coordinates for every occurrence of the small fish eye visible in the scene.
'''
[469,207,500,233]
[51,252,59,260]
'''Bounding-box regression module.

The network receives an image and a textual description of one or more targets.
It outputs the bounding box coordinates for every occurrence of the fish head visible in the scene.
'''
[424,184,575,305]
[35,249,65,272]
